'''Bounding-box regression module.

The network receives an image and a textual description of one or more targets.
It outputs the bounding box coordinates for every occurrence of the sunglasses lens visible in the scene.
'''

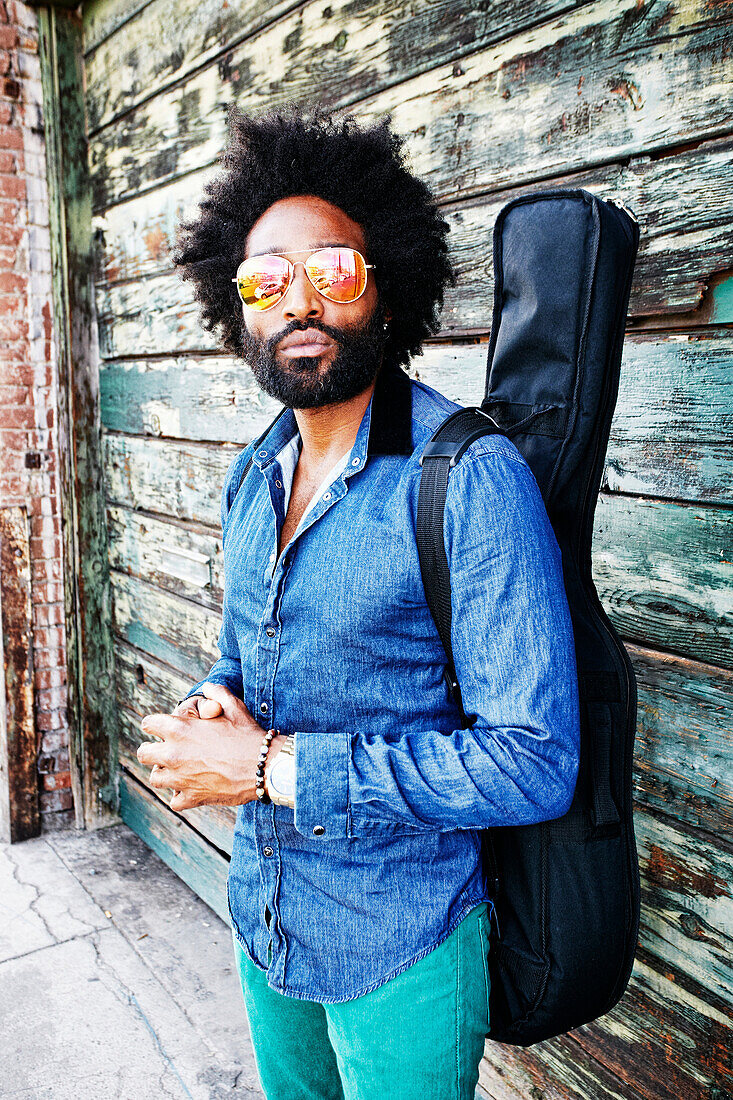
[236,255,291,309]
[305,248,367,302]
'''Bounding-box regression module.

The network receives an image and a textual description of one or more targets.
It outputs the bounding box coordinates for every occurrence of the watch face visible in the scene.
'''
[269,755,295,798]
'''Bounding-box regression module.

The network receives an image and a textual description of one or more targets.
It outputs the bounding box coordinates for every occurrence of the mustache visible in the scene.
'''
[266,319,346,355]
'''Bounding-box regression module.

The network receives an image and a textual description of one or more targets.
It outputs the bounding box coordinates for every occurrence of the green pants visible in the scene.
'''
[232,902,491,1100]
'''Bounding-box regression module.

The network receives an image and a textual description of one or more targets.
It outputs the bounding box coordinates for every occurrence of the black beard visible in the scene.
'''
[240,304,387,409]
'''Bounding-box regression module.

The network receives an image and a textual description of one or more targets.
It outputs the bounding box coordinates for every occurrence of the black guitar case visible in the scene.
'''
[416,188,641,1044]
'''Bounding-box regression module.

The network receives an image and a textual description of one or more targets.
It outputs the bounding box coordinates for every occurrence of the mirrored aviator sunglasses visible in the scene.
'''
[232,247,374,311]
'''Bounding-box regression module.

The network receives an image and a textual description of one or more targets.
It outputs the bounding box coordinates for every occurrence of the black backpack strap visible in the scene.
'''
[416,406,506,903]
[416,406,506,727]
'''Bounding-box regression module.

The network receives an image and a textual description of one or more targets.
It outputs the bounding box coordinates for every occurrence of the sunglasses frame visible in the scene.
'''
[231,247,375,310]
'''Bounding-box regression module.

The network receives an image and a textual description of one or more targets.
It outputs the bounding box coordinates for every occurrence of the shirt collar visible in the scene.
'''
[251,363,413,469]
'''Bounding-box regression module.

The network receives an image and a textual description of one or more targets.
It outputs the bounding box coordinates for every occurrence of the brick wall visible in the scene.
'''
[0,0,72,828]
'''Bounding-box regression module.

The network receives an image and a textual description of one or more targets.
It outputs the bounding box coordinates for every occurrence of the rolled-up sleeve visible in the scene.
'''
[294,448,581,840]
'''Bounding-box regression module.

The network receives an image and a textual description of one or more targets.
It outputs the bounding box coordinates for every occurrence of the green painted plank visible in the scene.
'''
[635,810,732,1009]
[102,416,727,519]
[103,435,237,528]
[603,438,731,507]
[592,494,733,668]
[629,642,732,836]
[113,635,204,712]
[110,569,221,679]
[106,482,733,669]
[99,353,284,441]
[85,0,302,111]
[82,0,154,55]
[84,0,578,133]
[87,0,731,213]
[113,639,237,855]
[99,336,733,443]
[119,769,231,924]
[112,639,238,858]
[710,272,733,324]
[107,503,224,605]
[113,635,200,713]
[605,336,733,444]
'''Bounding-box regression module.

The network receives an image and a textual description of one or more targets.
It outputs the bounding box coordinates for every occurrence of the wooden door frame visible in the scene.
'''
[0,507,37,842]
[31,2,120,829]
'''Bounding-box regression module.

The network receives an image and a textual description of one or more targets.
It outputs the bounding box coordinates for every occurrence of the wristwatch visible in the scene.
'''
[265,734,296,808]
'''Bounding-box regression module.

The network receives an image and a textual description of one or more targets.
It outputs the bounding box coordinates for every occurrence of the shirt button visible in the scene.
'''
[322,492,332,501]
[351,457,360,466]
[313,825,325,836]
[265,626,276,637]
[269,551,275,563]
[263,845,274,857]
[258,449,268,457]
[260,702,269,714]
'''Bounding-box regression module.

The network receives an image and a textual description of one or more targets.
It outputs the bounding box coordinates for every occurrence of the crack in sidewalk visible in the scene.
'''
[46,834,243,1071]
[88,931,195,1100]
[0,925,100,967]
[3,842,59,945]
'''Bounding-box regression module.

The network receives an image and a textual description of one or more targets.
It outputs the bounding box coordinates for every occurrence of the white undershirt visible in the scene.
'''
[274,433,353,529]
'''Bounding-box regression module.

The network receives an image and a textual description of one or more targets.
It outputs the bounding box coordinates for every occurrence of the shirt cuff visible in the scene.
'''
[293,730,350,840]
[179,662,243,706]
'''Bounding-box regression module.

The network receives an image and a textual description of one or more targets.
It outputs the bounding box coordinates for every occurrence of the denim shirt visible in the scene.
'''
[184,363,581,1002]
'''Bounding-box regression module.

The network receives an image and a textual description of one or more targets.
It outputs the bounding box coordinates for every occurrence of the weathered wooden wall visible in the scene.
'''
[80,0,732,1094]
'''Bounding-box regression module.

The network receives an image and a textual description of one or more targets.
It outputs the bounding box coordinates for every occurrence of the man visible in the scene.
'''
[138,107,580,1100]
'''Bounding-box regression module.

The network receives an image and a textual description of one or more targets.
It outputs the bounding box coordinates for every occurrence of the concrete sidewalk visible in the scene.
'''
[0,824,265,1099]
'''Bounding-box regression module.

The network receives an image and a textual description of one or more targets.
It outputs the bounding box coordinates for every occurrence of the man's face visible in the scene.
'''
[239,196,387,409]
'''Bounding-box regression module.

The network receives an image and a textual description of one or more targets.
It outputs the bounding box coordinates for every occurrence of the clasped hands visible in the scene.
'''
[137,682,287,813]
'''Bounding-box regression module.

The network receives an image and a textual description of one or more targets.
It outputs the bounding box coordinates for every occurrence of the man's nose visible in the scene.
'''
[282,262,323,322]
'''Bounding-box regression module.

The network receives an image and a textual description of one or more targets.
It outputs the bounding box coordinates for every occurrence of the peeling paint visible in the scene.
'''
[609,76,645,110]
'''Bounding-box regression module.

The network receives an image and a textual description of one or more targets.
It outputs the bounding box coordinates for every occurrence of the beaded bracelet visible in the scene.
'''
[255,728,280,804]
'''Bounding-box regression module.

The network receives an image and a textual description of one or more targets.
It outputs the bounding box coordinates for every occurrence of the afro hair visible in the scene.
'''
[172,105,454,369]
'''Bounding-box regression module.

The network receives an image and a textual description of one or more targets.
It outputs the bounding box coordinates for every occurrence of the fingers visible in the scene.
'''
[137,740,173,768]
[200,682,246,722]
[148,763,177,789]
[170,790,203,812]
[197,696,224,719]
[173,698,201,718]
[140,712,178,740]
